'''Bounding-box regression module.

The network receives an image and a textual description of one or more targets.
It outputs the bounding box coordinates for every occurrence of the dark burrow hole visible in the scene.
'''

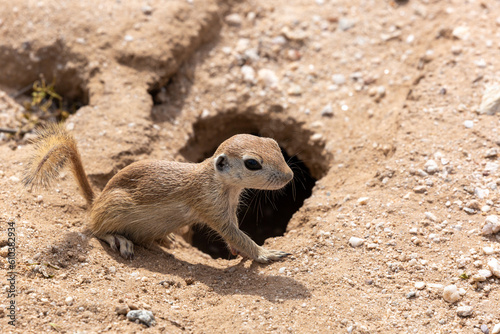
[191,145,317,259]
[12,74,88,131]
[179,110,332,260]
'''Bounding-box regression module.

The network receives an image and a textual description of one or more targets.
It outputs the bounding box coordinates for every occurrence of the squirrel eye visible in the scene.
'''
[244,158,262,171]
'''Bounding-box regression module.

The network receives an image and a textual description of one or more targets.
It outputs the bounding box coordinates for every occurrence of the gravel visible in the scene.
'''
[456,306,473,317]
[442,285,461,303]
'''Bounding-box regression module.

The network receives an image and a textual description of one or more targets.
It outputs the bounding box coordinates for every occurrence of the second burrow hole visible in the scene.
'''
[179,112,330,259]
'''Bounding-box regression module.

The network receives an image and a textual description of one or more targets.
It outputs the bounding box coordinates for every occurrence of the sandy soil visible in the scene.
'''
[1,0,500,333]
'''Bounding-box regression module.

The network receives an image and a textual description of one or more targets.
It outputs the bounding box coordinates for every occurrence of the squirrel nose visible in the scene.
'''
[284,169,294,182]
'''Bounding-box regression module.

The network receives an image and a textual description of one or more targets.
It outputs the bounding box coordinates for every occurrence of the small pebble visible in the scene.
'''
[425,212,438,222]
[415,282,426,290]
[452,25,470,40]
[481,324,489,334]
[492,323,500,334]
[413,186,426,193]
[406,291,416,299]
[488,258,500,278]
[241,65,255,83]
[482,215,500,235]
[9,176,20,183]
[35,195,43,203]
[141,5,153,15]
[442,284,461,303]
[483,247,495,255]
[320,104,334,117]
[332,74,346,85]
[479,84,500,115]
[464,120,474,129]
[257,69,278,88]
[338,18,355,31]
[279,267,286,274]
[424,160,439,174]
[225,13,242,26]
[357,197,369,205]
[124,35,134,42]
[127,310,156,327]
[65,296,74,306]
[456,306,473,317]
[486,148,498,158]
[348,237,365,247]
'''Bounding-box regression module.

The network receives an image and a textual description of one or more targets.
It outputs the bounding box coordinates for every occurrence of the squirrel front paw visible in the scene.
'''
[254,248,291,263]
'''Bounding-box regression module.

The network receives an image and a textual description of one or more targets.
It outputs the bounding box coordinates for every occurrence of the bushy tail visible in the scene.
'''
[23,123,95,205]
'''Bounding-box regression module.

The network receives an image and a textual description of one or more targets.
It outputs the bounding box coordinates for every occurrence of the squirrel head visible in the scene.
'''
[212,134,293,190]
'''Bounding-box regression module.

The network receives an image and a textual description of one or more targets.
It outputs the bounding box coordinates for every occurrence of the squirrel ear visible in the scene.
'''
[215,154,228,172]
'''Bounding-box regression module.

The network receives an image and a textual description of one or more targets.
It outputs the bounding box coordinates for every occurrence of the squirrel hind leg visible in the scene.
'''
[100,234,134,259]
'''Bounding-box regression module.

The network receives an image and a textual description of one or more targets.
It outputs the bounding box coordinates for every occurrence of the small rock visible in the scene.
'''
[479,84,500,115]
[332,74,346,85]
[452,26,470,40]
[141,5,153,15]
[464,120,474,129]
[465,200,481,211]
[278,267,286,274]
[481,324,489,334]
[424,160,439,174]
[127,310,156,327]
[65,296,74,306]
[492,323,500,334]
[225,13,242,26]
[406,291,416,299]
[9,176,20,183]
[415,282,426,290]
[425,212,438,222]
[124,35,134,42]
[241,65,255,83]
[338,18,355,31]
[115,304,129,315]
[488,258,500,278]
[257,69,278,88]
[320,104,334,117]
[357,197,369,205]
[457,306,473,317]
[483,247,495,255]
[486,148,498,158]
[348,237,365,247]
[482,215,500,235]
[443,284,461,303]
[35,195,43,203]
[413,186,426,193]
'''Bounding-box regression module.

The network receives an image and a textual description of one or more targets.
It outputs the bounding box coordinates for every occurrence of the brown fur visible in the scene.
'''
[24,124,294,263]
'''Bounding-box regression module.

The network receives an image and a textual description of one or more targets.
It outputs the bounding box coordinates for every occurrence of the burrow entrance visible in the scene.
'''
[180,111,331,259]
[0,42,89,136]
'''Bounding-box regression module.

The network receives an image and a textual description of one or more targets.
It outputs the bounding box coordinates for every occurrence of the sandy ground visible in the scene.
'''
[1,0,500,333]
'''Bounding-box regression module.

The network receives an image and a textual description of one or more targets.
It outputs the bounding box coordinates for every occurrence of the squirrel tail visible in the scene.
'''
[23,123,95,205]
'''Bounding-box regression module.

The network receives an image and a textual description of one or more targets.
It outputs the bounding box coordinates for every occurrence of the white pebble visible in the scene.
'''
[488,258,500,278]
[424,160,439,174]
[357,197,369,205]
[452,26,470,40]
[109,266,116,274]
[479,84,500,115]
[415,282,426,290]
[442,284,461,303]
[65,296,74,306]
[482,215,500,235]
[332,74,346,85]
[320,104,334,117]
[257,69,278,88]
[483,247,495,255]
[35,195,43,203]
[425,212,438,222]
[241,65,255,83]
[492,323,500,334]
[457,305,473,317]
[225,13,242,26]
[348,237,365,247]
[464,120,474,128]
[338,18,355,31]
[9,176,20,183]
[279,267,286,274]
[124,35,134,42]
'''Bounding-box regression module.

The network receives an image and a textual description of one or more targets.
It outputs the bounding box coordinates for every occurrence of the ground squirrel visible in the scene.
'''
[24,123,294,263]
